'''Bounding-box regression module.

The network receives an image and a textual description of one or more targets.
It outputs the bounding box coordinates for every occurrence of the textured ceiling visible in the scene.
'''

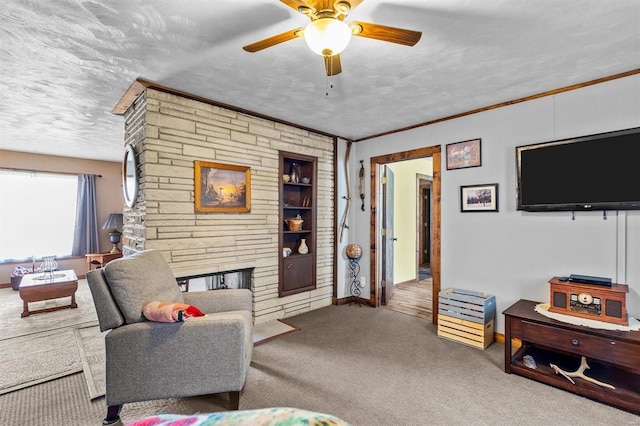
[1,0,639,162]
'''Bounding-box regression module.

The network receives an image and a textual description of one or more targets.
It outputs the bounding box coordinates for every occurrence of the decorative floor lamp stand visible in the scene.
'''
[348,258,362,306]
[346,244,363,307]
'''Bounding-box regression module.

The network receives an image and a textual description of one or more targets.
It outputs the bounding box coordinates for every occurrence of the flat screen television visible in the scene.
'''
[516,127,640,211]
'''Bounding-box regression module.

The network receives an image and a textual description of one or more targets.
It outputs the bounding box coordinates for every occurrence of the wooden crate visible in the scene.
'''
[437,288,496,349]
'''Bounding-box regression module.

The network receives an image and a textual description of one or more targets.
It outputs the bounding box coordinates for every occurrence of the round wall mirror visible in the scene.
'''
[122,144,138,208]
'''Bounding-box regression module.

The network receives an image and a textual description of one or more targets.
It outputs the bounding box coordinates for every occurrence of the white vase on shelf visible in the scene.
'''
[298,238,309,255]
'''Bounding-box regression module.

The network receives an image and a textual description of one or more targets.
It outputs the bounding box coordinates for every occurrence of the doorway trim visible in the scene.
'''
[369,145,441,324]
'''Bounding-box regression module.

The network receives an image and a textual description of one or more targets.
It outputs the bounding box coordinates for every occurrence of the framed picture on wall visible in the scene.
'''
[446,138,482,170]
[460,183,499,212]
[194,161,251,213]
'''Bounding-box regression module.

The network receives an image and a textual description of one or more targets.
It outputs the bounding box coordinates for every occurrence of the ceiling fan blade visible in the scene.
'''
[350,21,422,46]
[243,28,304,53]
[324,54,342,76]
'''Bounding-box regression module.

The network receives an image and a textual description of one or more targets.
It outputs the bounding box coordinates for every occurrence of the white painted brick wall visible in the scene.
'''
[122,88,335,324]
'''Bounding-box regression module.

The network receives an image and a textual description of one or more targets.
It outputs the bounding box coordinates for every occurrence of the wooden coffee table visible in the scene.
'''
[19,270,78,317]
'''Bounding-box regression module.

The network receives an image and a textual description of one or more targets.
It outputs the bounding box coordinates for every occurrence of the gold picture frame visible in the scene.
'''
[194,161,251,213]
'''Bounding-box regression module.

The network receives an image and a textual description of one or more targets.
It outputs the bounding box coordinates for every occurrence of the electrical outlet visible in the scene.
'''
[359,276,366,288]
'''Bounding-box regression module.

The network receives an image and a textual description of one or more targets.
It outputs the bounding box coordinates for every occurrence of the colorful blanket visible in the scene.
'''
[127,407,350,426]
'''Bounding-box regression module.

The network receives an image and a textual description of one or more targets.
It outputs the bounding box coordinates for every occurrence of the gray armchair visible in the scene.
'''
[86,249,253,425]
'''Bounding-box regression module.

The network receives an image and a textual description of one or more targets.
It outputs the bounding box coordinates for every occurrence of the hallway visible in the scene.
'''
[385,272,433,321]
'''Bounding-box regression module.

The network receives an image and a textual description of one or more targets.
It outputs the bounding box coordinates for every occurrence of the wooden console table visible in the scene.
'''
[86,252,122,270]
[503,299,640,414]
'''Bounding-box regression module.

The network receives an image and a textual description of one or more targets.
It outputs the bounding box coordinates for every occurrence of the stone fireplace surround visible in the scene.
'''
[116,84,336,325]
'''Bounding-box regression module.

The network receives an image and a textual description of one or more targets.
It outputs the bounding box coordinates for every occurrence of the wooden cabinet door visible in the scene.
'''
[282,255,314,295]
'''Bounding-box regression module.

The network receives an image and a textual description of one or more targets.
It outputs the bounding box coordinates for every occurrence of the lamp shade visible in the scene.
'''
[304,18,352,56]
[102,213,124,230]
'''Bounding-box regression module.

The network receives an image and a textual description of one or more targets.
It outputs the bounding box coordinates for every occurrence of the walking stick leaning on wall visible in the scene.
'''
[339,141,352,243]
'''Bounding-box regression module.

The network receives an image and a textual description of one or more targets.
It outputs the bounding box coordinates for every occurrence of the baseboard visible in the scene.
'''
[493,333,521,348]
[396,279,418,288]
[333,296,373,307]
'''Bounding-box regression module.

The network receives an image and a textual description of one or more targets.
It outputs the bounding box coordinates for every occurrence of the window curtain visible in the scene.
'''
[71,174,99,256]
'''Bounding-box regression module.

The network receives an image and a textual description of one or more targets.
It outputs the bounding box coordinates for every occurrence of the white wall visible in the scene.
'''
[341,74,640,333]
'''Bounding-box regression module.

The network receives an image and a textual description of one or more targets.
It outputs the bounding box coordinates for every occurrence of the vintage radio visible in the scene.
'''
[548,276,629,326]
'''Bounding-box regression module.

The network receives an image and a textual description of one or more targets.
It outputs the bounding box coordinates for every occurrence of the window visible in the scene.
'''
[0,170,78,261]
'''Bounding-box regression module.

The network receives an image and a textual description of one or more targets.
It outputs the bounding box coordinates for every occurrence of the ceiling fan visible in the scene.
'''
[243,0,422,76]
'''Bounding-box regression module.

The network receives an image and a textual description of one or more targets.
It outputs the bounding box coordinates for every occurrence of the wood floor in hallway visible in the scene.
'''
[385,278,433,321]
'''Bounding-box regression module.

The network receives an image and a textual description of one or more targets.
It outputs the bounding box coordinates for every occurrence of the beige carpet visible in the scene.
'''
[0,281,99,396]
[0,328,83,395]
[0,281,98,341]
[1,305,638,426]
[74,326,107,400]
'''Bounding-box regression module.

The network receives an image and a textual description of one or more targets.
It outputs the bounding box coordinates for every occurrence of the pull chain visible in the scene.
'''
[325,55,334,96]
[326,76,334,96]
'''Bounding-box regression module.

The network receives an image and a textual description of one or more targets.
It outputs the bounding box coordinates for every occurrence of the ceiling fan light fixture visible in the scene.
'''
[304,18,352,56]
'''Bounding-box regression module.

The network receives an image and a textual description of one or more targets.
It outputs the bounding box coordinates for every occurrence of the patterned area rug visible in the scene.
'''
[418,267,431,280]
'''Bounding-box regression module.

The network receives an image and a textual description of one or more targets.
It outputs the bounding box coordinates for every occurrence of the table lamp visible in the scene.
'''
[102,213,124,253]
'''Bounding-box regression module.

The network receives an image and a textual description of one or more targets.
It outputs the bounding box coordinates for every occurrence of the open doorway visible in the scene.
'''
[417,174,432,272]
[368,145,441,324]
